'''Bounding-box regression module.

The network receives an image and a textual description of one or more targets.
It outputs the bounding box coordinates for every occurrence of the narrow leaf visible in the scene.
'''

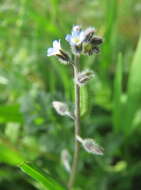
[124,34,141,134]
[20,163,65,190]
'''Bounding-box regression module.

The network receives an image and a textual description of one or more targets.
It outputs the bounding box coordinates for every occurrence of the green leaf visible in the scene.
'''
[124,34,141,134]
[20,163,66,190]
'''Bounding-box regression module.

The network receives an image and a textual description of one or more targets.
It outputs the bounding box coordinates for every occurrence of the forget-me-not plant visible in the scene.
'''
[47,25,104,190]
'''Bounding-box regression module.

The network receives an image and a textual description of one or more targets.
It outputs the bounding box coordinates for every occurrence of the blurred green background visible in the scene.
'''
[0,0,141,189]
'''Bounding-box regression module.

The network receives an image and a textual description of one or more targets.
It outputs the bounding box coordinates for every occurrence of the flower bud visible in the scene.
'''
[76,135,104,155]
[91,36,103,45]
[52,101,74,119]
[75,70,95,86]
[83,27,96,42]
[73,25,82,32]
[61,149,71,172]
[82,35,103,55]
[83,42,101,55]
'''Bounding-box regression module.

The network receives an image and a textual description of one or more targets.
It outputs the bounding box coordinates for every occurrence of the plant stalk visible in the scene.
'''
[68,56,80,189]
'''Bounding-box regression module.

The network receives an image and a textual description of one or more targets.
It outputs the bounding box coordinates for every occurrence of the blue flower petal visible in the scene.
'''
[65,34,72,42]
[71,31,79,37]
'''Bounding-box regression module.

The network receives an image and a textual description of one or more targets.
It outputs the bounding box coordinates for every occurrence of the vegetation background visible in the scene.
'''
[0,0,141,189]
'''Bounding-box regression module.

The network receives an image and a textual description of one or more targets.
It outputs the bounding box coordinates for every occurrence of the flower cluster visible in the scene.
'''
[66,25,103,55]
[47,25,103,63]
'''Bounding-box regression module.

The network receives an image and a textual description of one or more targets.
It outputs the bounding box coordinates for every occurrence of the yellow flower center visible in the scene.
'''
[72,37,80,44]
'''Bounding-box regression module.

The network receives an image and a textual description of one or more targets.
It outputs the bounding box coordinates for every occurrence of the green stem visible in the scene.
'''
[68,56,80,189]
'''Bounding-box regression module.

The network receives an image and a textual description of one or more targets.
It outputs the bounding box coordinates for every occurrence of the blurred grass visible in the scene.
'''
[125,34,141,134]
[0,0,141,189]
[113,53,123,133]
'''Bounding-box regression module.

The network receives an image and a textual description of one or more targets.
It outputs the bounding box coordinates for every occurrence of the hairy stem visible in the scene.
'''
[68,56,80,189]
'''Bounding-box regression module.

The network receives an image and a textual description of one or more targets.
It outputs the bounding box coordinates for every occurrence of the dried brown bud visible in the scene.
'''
[76,135,104,155]
[75,70,95,86]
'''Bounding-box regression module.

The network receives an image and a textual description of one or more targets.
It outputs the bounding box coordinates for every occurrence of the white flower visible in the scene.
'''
[76,135,104,155]
[47,40,70,64]
[47,40,61,56]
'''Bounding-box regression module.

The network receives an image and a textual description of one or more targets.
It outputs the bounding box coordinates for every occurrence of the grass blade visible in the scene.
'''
[0,139,65,190]
[20,163,66,190]
[124,34,141,134]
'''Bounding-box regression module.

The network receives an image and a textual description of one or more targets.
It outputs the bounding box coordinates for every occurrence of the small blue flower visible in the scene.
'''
[65,25,85,46]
